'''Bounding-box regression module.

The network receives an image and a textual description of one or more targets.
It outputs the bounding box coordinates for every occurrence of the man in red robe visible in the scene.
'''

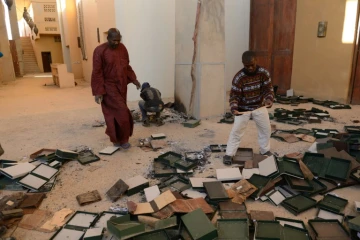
[91,28,140,149]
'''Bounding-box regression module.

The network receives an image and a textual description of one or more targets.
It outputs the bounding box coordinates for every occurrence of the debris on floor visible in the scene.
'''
[92,120,106,127]
[1,103,360,240]
[273,107,335,125]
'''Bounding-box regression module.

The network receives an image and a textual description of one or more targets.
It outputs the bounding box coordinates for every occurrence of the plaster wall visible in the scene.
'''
[33,34,63,72]
[0,2,16,82]
[116,0,175,102]
[291,0,357,103]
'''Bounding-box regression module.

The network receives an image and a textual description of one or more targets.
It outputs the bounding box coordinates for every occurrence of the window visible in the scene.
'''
[54,36,61,42]
[45,17,56,22]
[45,27,57,32]
[44,4,56,12]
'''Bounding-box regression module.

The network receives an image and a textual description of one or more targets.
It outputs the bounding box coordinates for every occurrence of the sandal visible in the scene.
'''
[121,143,131,149]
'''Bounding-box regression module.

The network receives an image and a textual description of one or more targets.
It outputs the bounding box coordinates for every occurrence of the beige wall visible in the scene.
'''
[0,2,16,82]
[225,0,250,95]
[175,0,250,118]
[81,0,99,82]
[33,34,63,72]
[116,0,175,102]
[62,0,83,79]
[32,0,60,36]
[291,0,357,103]
[56,0,115,81]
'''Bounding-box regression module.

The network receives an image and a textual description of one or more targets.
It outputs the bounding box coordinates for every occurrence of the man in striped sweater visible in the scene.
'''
[223,51,274,165]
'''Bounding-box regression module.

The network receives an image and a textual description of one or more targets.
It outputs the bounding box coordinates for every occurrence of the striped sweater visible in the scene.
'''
[230,66,274,112]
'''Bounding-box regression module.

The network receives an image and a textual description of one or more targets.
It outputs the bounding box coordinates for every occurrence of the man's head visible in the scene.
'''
[107,28,122,49]
[141,82,150,91]
[242,51,257,73]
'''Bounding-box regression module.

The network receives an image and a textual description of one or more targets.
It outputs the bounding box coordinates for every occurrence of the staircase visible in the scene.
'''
[20,37,41,74]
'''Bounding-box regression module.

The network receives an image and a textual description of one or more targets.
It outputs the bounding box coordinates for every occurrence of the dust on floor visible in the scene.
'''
[0,77,359,239]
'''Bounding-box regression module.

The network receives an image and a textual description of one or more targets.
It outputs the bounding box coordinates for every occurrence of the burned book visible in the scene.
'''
[77,150,100,165]
[18,164,59,191]
[94,211,126,229]
[298,178,327,197]
[348,215,360,232]
[189,177,217,190]
[258,156,303,179]
[217,219,249,239]
[255,221,281,240]
[181,208,217,240]
[30,148,56,160]
[55,149,79,159]
[0,159,18,168]
[281,195,317,215]
[151,133,166,139]
[248,174,271,199]
[309,219,350,240]
[106,179,129,202]
[303,153,351,182]
[318,194,348,214]
[19,193,46,210]
[124,175,149,196]
[203,181,230,201]
[284,176,313,191]
[99,146,120,155]
[76,190,102,206]
[153,159,177,178]
[183,119,201,128]
[0,162,36,179]
[169,198,214,214]
[275,217,306,230]
[129,190,176,215]
[107,214,145,239]
[232,148,253,164]
[28,176,57,193]
[216,168,242,182]
[267,190,286,206]
[209,145,223,152]
[158,152,195,171]
[50,227,85,240]
[83,228,104,240]
[65,211,99,230]
[133,229,170,240]
[317,208,344,223]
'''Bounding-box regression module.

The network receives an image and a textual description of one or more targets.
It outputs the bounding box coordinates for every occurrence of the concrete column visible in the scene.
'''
[0,2,16,82]
[175,0,225,119]
[65,0,83,80]
[8,0,24,76]
[56,0,72,73]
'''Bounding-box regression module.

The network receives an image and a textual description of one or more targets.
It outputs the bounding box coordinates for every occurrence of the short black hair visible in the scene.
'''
[107,28,122,40]
[242,51,256,63]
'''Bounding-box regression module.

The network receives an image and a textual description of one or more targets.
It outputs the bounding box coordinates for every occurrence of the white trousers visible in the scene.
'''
[226,107,271,156]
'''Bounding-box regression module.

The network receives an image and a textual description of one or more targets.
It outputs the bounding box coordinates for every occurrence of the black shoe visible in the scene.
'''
[0,226,7,236]
[156,118,164,127]
[223,155,232,165]
[142,119,150,127]
[262,151,273,157]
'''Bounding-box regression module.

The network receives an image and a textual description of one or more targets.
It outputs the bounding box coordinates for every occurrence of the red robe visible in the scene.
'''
[91,43,137,144]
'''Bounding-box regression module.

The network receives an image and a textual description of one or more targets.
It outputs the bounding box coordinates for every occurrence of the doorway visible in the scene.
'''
[249,0,297,95]
[9,40,21,77]
[41,52,52,72]
[349,1,360,104]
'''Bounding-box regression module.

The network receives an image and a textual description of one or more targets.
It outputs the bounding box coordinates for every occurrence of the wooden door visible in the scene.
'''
[9,40,21,77]
[250,0,297,95]
[349,2,360,104]
[41,52,52,72]
[350,46,360,104]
